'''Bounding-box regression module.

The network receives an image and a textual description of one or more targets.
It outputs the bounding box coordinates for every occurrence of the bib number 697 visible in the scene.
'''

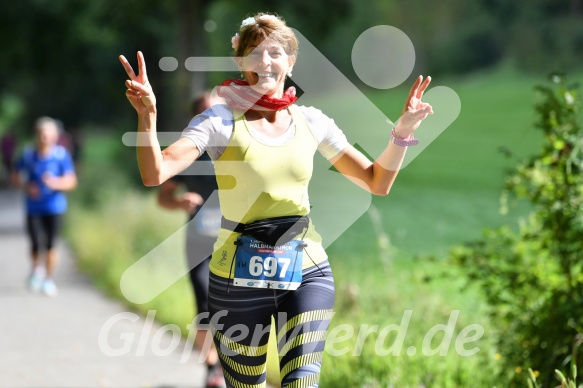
[249,256,290,278]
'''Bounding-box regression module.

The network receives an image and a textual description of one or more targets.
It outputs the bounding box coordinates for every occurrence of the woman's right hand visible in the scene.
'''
[26,182,40,199]
[119,51,157,115]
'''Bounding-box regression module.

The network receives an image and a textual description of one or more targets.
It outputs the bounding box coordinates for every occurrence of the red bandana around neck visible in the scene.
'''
[216,79,298,112]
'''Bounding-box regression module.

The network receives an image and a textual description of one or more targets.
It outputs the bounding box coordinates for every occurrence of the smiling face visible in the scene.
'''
[238,40,295,98]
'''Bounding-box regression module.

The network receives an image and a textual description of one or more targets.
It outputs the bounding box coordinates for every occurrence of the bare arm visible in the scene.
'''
[119,52,200,186]
[331,75,433,196]
[43,172,77,192]
[330,143,406,195]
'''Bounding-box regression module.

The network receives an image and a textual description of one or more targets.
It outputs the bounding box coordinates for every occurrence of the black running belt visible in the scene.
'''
[221,215,310,246]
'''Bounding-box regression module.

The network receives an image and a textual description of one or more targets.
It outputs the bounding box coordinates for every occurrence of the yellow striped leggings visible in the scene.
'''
[208,261,335,388]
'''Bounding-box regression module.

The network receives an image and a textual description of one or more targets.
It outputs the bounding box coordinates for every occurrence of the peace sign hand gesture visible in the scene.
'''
[394,75,433,138]
[119,51,156,114]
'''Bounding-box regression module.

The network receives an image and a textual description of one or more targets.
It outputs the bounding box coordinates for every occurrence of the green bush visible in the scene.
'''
[448,74,583,387]
[528,334,582,388]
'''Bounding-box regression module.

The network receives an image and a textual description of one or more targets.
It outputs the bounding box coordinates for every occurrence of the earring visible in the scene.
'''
[287,71,293,77]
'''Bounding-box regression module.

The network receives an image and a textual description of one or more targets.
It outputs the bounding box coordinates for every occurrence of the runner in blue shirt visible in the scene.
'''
[12,117,77,297]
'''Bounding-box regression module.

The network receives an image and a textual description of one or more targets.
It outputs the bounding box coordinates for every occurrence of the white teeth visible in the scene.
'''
[257,72,275,77]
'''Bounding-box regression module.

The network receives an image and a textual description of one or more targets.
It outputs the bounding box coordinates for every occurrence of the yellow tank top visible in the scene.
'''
[210,105,328,278]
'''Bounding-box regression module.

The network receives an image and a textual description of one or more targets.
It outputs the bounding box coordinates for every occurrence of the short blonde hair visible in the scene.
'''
[35,116,59,132]
[234,13,298,58]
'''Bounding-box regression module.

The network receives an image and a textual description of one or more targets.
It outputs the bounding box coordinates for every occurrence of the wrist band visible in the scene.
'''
[386,118,419,146]
[391,129,419,146]
[390,128,419,146]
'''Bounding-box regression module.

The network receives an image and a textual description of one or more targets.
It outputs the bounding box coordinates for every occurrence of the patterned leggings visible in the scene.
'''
[208,261,335,388]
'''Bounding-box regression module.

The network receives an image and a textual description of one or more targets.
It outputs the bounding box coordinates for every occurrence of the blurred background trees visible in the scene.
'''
[0,0,352,135]
[1,0,582,138]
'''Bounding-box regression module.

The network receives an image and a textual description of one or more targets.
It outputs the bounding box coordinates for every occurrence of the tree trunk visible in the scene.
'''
[175,0,210,129]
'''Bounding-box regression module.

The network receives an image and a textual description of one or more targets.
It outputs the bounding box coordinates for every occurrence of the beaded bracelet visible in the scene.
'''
[390,128,419,146]
[386,118,418,146]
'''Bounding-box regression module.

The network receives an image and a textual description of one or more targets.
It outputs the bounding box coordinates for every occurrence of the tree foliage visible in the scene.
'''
[0,0,353,134]
[479,0,583,72]
[2,0,582,134]
[449,74,583,387]
[0,0,180,130]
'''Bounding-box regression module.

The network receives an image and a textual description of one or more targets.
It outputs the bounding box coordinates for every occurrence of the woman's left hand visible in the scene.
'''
[180,192,204,213]
[395,75,433,138]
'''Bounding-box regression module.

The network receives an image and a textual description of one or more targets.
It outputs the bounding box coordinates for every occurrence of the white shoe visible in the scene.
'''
[28,267,45,292]
[41,279,58,297]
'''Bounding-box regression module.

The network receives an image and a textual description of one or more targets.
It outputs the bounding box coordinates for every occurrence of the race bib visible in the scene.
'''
[194,207,221,237]
[233,236,304,290]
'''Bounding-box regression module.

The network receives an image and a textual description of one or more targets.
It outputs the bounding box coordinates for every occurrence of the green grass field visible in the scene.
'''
[66,68,579,387]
